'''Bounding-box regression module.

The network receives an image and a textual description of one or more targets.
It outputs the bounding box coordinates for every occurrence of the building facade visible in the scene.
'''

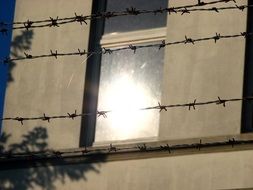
[0,0,253,189]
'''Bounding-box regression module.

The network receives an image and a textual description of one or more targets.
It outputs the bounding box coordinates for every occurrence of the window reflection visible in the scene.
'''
[95,46,164,142]
[105,0,168,33]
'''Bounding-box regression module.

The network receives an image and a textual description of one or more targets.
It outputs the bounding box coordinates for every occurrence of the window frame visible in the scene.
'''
[95,29,166,144]
[80,0,168,146]
[80,0,107,147]
[100,27,166,48]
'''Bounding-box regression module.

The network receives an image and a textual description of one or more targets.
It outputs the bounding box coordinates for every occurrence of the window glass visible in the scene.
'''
[104,0,168,34]
[96,46,164,142]
[92,0,168,143]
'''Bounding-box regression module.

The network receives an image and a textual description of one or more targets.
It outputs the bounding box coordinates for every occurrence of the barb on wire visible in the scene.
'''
[236,4,246,11]
[167,7,177,15]
[24,52,33,59]
[158,102,168,112]
[160,144,171,153]
[184,36,195,44]
[24,20,33,30]
[2,30,253,64]
[50,50,58,59]
[1,96,253,124]
[108,144,117,152]
[216,96,227,107]
[198,0,206,6]
[188,99,197,110]
[197,139,202,150]
[159,40,166,50]
[126,7,141,15]
[228,138,236,147]
[14,117,24,125]
[42,113,50,122]
[129,45,137,53]
[102,48,113,54]
[77,48,86,56]
[74,13,87,25]
[49,17,59,27]
[211,7,219,13]
[181,8,191,15]
[214,33,221,43]
[0,0,239,32]
[97,111,108,118]
[241,32,247,38]
[137,144,147,151]
[67,110,78,120]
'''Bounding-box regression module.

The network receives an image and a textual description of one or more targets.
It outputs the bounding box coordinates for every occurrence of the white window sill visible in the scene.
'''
[100,27,167,48]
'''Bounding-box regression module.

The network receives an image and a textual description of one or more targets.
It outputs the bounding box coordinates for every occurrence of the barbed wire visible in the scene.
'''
[1,96,253,125]
[0,0,245,33]
[0,0,251,166]
[0,137,252,163]
[1,30,251,64]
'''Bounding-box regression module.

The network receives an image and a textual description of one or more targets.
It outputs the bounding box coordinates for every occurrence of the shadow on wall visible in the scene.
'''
[0,127,106,190]
[7,29,34,86]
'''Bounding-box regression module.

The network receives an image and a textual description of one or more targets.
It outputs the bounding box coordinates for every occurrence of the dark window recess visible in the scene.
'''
[241,1,253,133]
[80,0,107,146]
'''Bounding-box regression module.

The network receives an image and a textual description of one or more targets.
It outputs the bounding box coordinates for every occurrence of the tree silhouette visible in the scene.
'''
[6,30,34,86]
[0,127,106,190]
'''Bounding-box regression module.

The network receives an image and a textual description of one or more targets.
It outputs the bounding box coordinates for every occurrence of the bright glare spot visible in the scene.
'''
[96,74,159,142]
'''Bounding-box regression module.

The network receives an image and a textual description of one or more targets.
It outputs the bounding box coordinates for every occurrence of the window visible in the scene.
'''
[80,0,168,146]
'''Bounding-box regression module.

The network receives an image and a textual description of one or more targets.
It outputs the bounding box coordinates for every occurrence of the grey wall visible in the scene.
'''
[3,0,92,149]
[160,0,247,140]
[1,150,253,190]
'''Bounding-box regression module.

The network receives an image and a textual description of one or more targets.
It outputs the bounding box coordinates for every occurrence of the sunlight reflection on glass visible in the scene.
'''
[95,46,164,143]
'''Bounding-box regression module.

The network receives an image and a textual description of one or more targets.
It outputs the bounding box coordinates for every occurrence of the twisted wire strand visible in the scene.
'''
[1,96,252,124]
[0,0,244,31]
[1,31,251,64]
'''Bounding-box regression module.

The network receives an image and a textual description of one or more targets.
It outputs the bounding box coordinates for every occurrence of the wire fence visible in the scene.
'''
[0,137,252,162]
[0,0,251,161]
[0,0,245,32]
[1,96,252,125]
[0,30,251,64]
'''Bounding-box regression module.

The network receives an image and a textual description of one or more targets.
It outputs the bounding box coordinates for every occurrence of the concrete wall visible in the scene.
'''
[2,0,92,149]
[160,0,247,140]
[1,150,253,190]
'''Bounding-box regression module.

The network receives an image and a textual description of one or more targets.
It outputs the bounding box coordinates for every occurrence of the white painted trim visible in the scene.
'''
[100,27,167,48]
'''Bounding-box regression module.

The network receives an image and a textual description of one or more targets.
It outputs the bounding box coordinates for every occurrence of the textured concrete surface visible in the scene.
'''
[160,0,247,140]
[3,0,92,149]
[1,150,253,190]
